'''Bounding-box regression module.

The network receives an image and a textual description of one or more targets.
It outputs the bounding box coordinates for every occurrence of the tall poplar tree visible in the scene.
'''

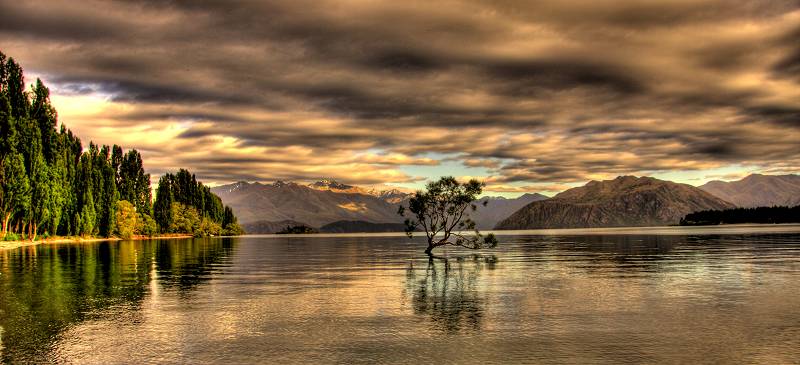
[0,49,241,240]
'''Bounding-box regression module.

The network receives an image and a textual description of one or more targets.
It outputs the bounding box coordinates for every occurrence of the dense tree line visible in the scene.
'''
[276,224,317,234]
[680,205,800,226]
[0,51,242,241]
[153,169,244,237]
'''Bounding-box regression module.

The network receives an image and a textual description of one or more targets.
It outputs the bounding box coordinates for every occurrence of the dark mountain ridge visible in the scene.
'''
[496,176,735,229]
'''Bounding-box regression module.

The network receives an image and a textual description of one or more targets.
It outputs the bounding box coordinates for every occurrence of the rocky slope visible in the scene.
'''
[700,174,800,208]
[496,176,735,229]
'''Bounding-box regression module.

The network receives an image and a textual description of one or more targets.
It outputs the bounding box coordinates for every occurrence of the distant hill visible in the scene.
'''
[700,174,800,208]
[319,220,407,233]
[212,181,403,227]
[470,193,549,229]
[496,176,735,229]
[241,219,310,234]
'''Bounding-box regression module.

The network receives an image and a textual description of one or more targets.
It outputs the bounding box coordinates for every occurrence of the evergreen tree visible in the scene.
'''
[116,148,152,214]
[153,170,241,235]
[0,49,242,240]
[153,174,174,233]
[28,152,51,240]
[55,126,82,236]
[0,85,16,158]
[4,56,28,120]
[30,79,57,163]
[75,152,95,235]
[78,188,96,236]
[0,153,29,238]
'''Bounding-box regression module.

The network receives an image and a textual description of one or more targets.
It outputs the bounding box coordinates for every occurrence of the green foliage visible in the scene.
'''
[198,217,222,237]
[277,224,317,234]
[169,202,201,235]
[78,188,96,236]
[222,223,245,236]
[154,169,239,236]
[681,205,800,225]
[29,152,51,237]
[1,153,30,237]
[114,147,152,214]
[153,174,174,233]
[114,200,138,239]
[398,176,498,255]
[0,49,240,240]
[138,213,158,237]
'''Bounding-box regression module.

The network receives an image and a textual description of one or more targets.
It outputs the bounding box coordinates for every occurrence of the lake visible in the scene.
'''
[2,225,800,364]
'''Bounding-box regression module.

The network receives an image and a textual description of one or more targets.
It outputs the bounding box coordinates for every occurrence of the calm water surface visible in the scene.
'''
[2,225,800,364]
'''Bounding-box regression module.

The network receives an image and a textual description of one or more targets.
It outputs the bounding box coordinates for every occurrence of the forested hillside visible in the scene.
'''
[0,51,241,240]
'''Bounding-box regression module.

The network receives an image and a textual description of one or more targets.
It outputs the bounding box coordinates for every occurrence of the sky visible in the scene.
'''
[1,0,799,197]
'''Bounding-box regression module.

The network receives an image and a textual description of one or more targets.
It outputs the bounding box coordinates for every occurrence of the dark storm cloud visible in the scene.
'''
[482,59,646,96]
[772,48,800,79]
[744,105,800,127]
[1,0,798,187]
[362,49,447,73]
[0,1,132,41]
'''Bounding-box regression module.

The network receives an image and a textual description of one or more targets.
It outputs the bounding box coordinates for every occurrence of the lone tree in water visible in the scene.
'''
[398,176,498,256]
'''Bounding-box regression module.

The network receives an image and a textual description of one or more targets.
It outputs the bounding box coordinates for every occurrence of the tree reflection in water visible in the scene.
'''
[405,254,497,333]
[0,238,236,363]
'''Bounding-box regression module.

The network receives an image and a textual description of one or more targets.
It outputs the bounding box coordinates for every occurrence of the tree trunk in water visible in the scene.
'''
[425,244,434,255]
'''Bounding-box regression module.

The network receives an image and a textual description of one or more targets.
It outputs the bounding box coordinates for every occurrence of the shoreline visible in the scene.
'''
[0,234,195,251]
[242,222,800,238]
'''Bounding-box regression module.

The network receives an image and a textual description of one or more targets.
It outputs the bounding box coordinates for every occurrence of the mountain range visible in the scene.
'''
[217,174,799,233]
[211,181,402,228]
[700,174,800,208]
[212,179,545,233]
[495,176,734,229]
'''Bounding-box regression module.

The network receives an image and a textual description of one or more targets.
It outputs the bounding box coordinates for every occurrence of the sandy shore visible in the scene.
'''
[0,234,195,251]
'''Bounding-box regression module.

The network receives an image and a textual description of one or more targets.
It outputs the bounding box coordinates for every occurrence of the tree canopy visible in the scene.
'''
[399,176,498,255]
[153,169,244,237]
[0,50,242,241]
[681,205,800,226]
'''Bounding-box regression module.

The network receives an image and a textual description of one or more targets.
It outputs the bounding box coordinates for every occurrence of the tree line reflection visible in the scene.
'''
[0,238,236,363]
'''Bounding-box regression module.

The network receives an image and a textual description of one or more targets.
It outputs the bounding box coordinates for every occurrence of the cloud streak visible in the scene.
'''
[1,0,798,192]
